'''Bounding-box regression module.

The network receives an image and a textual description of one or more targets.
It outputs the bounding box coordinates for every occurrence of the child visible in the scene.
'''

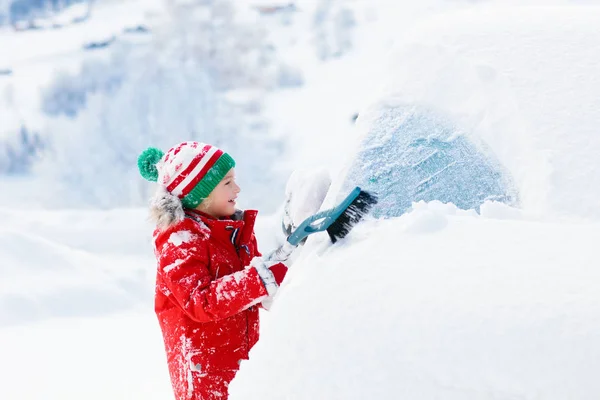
[138,141,288,400]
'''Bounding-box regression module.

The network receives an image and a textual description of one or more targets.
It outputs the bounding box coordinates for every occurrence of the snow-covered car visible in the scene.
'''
[324,5,600,222]
[230,5,600,400]
[334,103,515,218]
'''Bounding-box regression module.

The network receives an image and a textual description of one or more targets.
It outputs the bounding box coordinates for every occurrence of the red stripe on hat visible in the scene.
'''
[166,144,213,193]
[165,142,186,163]
[179,149,224,198]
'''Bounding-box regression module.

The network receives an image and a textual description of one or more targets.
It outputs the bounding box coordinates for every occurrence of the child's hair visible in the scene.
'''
[138,141,235,229]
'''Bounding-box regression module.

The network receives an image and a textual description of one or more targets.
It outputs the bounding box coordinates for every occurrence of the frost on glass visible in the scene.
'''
[341,104,516,218]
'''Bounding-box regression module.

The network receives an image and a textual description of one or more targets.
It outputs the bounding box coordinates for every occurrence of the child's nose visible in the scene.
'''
[234,182,241,193]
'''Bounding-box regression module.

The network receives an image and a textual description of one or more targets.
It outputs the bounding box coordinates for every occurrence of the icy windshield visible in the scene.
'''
[339,104,516,218]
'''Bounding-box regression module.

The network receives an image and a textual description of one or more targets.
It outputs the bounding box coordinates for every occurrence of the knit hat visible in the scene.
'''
[138,141,236,209]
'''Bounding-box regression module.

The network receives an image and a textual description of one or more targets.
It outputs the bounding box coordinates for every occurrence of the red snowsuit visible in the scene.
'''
[153,209,269,400]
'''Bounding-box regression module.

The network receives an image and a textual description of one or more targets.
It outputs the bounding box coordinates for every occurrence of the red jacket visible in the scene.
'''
[153,209,268,399]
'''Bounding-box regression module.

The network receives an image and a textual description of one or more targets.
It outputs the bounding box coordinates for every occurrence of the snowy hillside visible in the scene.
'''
[2,1,600,400]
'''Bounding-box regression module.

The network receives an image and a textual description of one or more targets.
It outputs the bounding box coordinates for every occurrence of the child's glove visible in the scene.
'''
[250,257,288,310]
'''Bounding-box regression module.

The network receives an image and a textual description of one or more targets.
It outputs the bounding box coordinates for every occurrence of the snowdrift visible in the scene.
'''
[231,201,600,399]
[0,208,155,326]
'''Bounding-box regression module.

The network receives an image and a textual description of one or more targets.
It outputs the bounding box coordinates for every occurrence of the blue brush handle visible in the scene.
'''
[286,187,361,246]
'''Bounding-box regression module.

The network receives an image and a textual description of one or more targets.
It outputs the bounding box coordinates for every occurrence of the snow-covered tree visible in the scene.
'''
[313,0,356,60]
[36,0,287,211]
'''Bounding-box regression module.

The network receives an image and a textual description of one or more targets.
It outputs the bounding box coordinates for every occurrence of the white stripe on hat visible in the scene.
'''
[171,146,219,197]
[162,144,211,188]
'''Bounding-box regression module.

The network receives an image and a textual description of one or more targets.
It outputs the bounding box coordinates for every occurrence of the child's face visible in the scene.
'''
[199,169,240,218]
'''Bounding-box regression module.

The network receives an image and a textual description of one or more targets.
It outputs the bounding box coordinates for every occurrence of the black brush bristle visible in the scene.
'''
[326,190,378,243]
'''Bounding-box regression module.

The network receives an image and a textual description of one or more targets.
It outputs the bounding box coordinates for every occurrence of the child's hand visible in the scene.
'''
[250,257,288,309]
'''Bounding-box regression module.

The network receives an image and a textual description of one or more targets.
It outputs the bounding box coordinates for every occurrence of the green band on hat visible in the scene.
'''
[181,152,236,209]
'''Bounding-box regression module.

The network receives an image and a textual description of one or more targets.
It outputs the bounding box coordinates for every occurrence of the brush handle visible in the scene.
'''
[286,187,362,246]
[267,241,297,262]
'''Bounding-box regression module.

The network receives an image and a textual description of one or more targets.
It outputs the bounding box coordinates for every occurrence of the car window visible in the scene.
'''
[339,104,516,218]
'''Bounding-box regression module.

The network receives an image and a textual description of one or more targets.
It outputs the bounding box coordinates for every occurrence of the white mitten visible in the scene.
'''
[250,257,288,310]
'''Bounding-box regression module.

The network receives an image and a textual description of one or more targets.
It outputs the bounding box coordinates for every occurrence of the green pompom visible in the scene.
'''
[137,147,165,182]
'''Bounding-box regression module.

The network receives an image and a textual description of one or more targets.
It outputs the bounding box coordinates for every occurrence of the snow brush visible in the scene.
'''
[290,186,377,245]
[269,187,377,261]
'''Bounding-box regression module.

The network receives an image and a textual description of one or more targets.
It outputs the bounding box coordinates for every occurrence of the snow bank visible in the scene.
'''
[0,208,155,326]
[0,311,172,400]
[231,201,600,399]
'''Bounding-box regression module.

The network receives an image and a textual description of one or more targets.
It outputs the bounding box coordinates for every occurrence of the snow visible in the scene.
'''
[168,230,194,247]
[2,1,600,400]
[281,167,331,233]
[0,0,163,133]
[232,201,600,399]
[3,199,600,399]
[0,208,155,327]
[231,3,600,399]
[163,258,184,274]
[0,311,172,399]
[366,5,600,221]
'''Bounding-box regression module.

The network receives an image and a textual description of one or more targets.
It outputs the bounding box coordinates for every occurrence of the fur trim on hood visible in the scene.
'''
[150,186,185,231]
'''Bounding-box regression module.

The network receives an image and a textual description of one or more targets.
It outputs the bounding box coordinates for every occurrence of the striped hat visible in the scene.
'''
[138,141,235,209]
